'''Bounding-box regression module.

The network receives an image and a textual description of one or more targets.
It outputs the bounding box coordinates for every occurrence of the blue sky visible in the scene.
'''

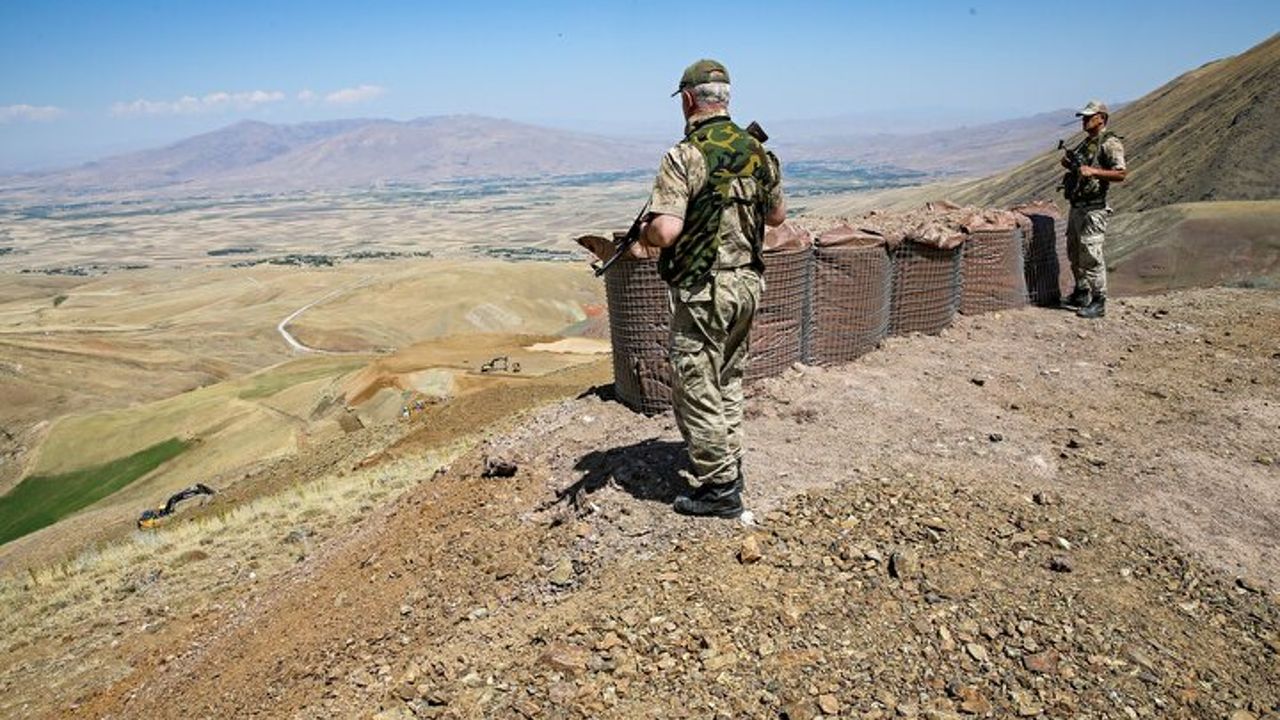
[1,1,1277,171]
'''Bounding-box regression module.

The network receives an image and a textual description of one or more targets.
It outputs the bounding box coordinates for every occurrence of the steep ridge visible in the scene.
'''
[957,33,1280,212]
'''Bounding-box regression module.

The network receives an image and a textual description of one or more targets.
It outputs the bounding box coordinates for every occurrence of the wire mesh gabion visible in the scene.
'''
[1020,210,1073,306]
[747,248,811,382]
[603,258,672,414]
[889,241,962,335]
[808,243,892,365]
[959,228,1029,315]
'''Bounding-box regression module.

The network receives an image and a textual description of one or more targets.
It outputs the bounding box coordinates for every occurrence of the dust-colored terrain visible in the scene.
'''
[0,256,612,572]
[3,287,1276,719]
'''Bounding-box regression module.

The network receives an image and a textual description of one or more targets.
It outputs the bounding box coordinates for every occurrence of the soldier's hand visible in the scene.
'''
[1078,165,1095,178]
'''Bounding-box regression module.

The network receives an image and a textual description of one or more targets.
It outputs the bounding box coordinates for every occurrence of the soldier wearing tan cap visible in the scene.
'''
[637,58,787,518]
[1061,99,1128,318]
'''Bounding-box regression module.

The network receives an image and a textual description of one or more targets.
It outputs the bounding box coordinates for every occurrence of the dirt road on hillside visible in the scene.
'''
[58,289,1280,718]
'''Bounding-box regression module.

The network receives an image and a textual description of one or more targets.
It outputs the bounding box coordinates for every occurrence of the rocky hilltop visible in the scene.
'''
[4,287,1277,719]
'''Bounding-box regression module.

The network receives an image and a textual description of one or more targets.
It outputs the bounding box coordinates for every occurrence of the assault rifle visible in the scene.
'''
[1057,138,1087,201]
[593,200,651,276]
[593,121,771,277]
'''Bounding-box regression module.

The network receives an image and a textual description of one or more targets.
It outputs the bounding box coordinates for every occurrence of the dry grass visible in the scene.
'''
[0,439,468,717]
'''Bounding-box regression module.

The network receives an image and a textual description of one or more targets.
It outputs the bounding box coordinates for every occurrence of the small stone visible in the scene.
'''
[538,643,591,675]
[738,535,763,564]
[548,558,574,587]
[1228,711,1258,720]
[547,682,577,705]
[1032,490,1057,506]
[481,456,518,478]
[988,432,1004,442]
[1010,689,1042,717]
[703,652,738,671]
[965,643,989,663]
[1023,650,1060,674]
[1256,456,1275,467]
[956,686,992,716]
[970,378,986,387]
[1048,556,1073,573]
[780,700,816,720]
[890,549,920,580]
[1236,576,1265,594]
[818,694,840,715]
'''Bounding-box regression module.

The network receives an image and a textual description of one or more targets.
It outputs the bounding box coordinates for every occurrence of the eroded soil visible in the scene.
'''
[24,288,1280,719]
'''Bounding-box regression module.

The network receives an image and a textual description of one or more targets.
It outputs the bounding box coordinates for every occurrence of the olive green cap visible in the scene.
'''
[671,59,730,96]
[1075,99,1110,117]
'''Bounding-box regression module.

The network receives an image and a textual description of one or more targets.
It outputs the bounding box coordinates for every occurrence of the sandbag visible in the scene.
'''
[764,221,814,252]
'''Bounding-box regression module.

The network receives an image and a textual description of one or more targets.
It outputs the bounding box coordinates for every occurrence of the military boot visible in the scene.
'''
[1062,286,1090,309]
[1076,293,1106,319]
[673,480,743,519]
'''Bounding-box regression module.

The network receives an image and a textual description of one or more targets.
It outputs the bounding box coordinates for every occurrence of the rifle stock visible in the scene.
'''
[593,201,651,276]
[594,121,770,277]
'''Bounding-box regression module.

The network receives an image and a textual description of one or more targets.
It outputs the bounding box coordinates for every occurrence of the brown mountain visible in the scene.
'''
[3,116,664,196]
[958,33,1280,212]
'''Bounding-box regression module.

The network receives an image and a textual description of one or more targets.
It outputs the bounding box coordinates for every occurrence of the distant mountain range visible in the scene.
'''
[0,116,666,197]
[0,108,1082,199]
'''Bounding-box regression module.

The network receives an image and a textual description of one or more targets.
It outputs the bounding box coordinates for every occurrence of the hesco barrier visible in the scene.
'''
[1020,210,1072,306]
[602,212,1054,413]
[747,248,810,382]
[889,241,962,335]
[603,258,672,414]
[960,228,1028,315]
[808,242,892,364]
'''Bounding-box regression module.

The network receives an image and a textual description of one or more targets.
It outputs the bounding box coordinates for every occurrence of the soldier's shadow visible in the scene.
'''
[563,438,687,508]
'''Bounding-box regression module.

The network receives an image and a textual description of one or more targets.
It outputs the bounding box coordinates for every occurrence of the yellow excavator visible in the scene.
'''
[137,483,216,529]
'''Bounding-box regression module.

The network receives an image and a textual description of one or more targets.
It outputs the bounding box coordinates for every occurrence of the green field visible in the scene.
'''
[237,360,364,400]
[0,438,190,546]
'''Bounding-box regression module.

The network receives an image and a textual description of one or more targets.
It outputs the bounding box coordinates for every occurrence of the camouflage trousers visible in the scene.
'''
[1067,205,1111,294]
[668,267,763,488]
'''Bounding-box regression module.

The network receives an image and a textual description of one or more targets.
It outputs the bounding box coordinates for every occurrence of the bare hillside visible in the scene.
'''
[6,288,1277,719]
[0,116,663,197]
[957,33,1280,212]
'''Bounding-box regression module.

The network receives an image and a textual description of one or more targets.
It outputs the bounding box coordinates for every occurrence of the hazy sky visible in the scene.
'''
[1,0,1277,171]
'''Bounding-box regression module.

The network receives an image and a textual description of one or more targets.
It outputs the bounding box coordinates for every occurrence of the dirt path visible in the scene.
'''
[277,278,371,353]
[57,288,1280,718]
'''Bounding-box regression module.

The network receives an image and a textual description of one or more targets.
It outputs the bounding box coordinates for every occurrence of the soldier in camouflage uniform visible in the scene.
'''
[1061,100,1128,319]
[638,59,786,518]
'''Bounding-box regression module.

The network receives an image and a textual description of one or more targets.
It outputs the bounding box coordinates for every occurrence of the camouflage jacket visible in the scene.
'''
[1068,130,1126,207]
[648,114,782,288]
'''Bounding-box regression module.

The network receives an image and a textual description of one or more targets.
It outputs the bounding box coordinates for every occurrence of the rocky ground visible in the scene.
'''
[25,288,1280,718]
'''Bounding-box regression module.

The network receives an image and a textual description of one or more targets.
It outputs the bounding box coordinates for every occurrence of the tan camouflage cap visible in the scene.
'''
[671,59,730,96]
[1075,99,1110,117]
